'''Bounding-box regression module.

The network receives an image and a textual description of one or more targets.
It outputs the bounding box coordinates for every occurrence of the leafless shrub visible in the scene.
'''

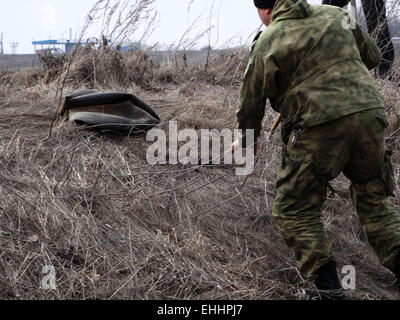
[0,67,44,88]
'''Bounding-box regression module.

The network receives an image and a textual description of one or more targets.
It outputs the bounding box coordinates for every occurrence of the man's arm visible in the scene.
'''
[236,53,280,147]
[352,22,382,70]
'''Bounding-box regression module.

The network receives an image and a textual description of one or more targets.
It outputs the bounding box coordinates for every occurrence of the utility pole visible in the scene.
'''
[10,42,18,54]
[0,33,4,55]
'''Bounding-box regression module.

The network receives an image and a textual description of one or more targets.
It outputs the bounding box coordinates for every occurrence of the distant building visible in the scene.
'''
[32,39,82,54]
[119,43,139,52]
[31,39,135,55]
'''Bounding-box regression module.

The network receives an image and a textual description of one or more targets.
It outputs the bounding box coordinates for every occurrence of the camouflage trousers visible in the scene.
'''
[272,108,400,279]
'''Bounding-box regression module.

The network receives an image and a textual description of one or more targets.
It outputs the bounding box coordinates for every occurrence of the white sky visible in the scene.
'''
[0,0,361,54]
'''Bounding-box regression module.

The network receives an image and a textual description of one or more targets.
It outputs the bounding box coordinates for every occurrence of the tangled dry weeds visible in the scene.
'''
[0,47,400,300]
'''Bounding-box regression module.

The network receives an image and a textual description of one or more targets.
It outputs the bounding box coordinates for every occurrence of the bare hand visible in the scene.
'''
[231,140,240,154]
[231,140,258,156]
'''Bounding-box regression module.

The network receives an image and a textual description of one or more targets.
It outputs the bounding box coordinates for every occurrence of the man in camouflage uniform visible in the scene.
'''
[234,0,400,299]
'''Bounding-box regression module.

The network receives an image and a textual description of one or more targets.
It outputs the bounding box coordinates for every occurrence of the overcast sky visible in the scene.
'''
[0,0,380,54]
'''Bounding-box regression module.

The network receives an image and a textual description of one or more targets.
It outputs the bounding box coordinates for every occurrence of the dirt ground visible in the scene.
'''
[0,48,400,300]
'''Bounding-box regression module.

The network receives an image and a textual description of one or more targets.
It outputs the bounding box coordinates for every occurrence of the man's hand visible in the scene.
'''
[231,140,241,154]
[231,140,258,156]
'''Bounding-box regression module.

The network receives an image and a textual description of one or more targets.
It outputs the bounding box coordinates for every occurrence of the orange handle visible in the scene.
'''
[269,114,282,136]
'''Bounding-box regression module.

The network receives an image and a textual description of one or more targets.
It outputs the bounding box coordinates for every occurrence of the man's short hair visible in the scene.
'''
[254,0,277,9]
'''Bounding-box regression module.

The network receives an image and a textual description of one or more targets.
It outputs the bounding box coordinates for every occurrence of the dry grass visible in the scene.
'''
[35,45,249,91]
[0,49,400,300]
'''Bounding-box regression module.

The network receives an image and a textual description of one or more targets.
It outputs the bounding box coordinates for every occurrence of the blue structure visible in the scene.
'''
[120,45,138,52]
[32,39,138,54]
[32,39,82,54]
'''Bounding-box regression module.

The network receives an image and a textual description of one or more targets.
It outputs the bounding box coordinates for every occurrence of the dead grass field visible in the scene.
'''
[0,44,400,300]
[0,54,40,72]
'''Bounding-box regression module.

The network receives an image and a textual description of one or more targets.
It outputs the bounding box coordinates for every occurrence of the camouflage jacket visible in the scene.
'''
[236,0,384,145]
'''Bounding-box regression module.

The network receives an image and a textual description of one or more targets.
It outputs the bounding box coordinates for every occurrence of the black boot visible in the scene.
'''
[310,259,348,300]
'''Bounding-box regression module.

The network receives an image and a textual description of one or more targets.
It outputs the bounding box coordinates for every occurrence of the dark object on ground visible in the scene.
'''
[396,251,400,288]
[311,259,348,300]
[309,289,348,300]
[62,90,160,135]
[322,0,394,79]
